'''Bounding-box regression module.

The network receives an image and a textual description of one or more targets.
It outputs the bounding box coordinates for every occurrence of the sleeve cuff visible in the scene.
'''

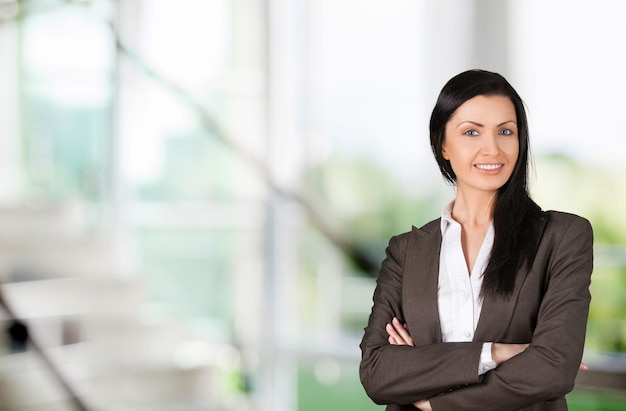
[478,342,497,375]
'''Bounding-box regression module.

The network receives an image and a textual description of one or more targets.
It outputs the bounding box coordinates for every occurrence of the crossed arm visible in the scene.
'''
[386,318,532,410]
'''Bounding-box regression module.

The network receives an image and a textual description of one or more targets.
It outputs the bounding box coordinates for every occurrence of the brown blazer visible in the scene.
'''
[360,211,593,411]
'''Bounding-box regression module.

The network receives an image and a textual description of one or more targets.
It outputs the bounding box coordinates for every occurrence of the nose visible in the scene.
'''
[480,132,500,155]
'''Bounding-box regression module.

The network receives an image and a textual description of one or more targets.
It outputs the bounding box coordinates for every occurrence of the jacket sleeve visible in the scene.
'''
[359,233,484,405]
[429,215,594,411]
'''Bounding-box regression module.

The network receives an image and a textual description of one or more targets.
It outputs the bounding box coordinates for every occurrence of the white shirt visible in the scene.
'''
[438,201,497,375]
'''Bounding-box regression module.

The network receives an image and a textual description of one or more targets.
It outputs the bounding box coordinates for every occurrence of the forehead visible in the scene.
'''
[448,95,517,124]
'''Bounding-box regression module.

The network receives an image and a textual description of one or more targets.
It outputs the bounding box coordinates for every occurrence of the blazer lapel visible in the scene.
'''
[473,289,519,343]
[403,220,443,345]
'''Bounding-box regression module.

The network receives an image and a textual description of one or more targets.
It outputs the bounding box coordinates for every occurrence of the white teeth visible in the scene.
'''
[475,164,502,170]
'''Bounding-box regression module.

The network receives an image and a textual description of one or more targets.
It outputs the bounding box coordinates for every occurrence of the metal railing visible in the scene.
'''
[0,287,90,411]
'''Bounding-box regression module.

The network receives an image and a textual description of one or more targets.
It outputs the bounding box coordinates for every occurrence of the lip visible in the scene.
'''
[475,163,504,174]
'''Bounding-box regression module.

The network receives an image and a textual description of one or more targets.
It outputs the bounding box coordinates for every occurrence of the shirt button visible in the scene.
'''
[464,331,472,338]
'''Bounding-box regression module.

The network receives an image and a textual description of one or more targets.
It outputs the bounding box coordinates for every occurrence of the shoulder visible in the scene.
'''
[387,218,441,250]
[540,210,593,234]
[415,218,441,233]
[536,211,594,256]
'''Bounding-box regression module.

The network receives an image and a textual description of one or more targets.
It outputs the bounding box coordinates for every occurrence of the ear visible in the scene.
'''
[441,144,449,160]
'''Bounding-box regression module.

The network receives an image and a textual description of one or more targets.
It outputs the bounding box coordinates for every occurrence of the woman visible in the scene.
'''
[359,69,593,411]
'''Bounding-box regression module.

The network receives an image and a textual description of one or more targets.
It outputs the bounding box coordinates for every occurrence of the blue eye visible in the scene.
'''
[499,129,513,136]
[464,130,479,136]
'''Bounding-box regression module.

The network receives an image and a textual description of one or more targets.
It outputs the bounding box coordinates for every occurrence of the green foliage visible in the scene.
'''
[567,389,626,411]
[298,363,382,411]
[302,153,447,267]
[533,154,626,244]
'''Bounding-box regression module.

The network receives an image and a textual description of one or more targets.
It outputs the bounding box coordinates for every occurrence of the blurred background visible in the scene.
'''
[0,0,625,410]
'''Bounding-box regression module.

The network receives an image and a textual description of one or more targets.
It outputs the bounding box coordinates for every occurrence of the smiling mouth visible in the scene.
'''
[475,163,503,170]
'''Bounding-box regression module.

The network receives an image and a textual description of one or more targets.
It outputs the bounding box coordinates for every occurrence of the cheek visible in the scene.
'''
[500,138,519,160]
[505,146,520,176]
[509,142,520,161]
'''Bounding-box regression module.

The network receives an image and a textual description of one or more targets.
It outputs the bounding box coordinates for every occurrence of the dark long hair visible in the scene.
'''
[430,69,541,298]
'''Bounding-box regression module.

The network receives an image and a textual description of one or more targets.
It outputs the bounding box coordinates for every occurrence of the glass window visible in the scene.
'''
[19,2,113,204]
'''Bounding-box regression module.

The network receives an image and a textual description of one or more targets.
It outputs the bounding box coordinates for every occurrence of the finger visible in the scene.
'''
[413,399,431,410]
[386,323,405,345]
[392,317,415,346]
[580,362,588,371]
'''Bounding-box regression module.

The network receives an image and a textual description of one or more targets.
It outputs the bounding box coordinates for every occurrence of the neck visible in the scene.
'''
[451,188,496,228]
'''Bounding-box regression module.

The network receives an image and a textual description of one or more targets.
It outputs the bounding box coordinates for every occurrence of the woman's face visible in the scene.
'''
[442,94,519,196]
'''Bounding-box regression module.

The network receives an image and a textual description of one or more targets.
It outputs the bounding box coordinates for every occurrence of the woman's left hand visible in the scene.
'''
[413,399,432,410]
[386,317,414,346]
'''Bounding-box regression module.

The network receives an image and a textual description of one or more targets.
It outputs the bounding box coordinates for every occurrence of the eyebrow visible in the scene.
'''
[457,120,517,128]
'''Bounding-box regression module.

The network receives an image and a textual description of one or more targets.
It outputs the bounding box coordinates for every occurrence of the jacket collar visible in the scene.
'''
[403,220,443,344]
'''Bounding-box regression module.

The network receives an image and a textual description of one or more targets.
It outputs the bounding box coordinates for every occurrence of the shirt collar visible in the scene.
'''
[440,200,457,236]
